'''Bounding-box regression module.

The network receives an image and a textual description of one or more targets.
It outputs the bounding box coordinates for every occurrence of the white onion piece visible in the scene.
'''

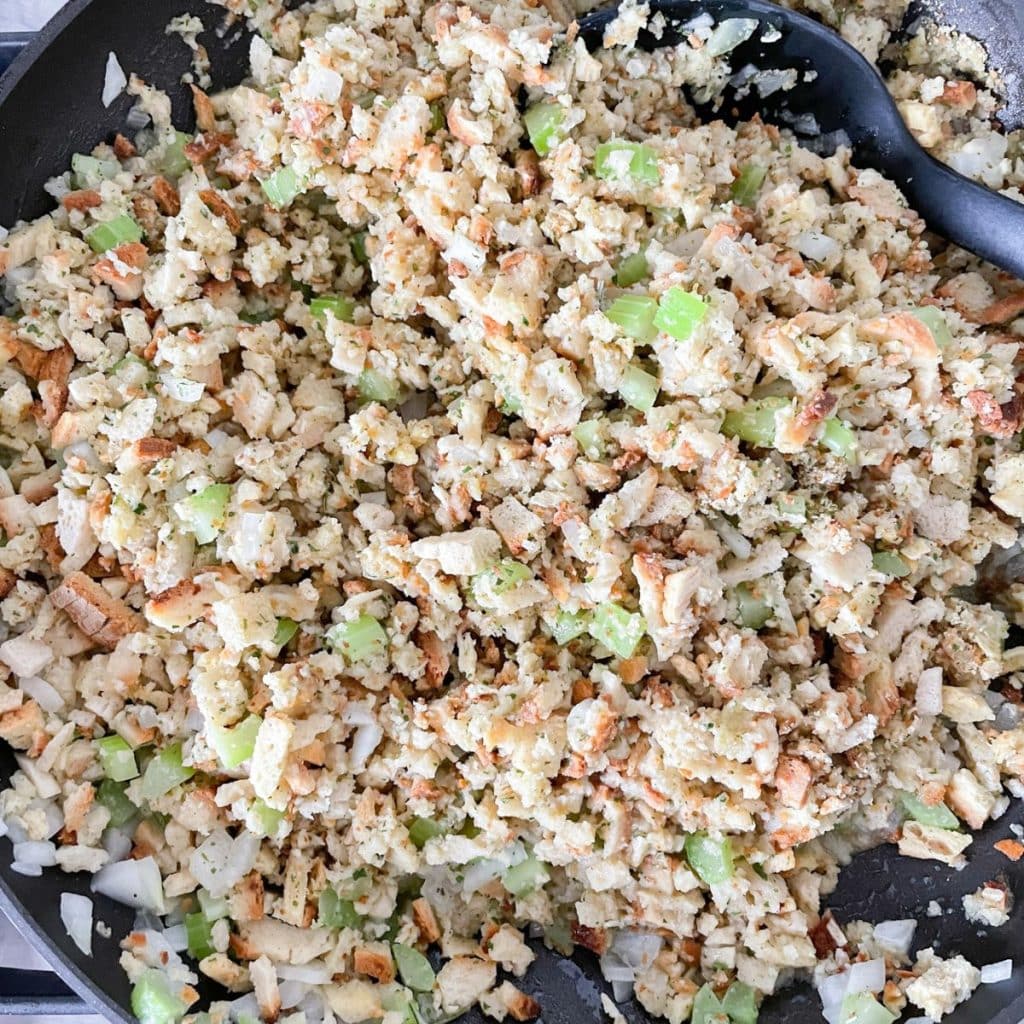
[92,856,166,914]
[710,515,752,559]
[60,893,93,956]
[16,754,60,799]
[18,675,64,713]
[11,862,42,877]
[276,961,334,985]
[981,960,1012,984]
[846,959,886,995]
[795,231,840,264]
[102,52,128,108]
[38,801,63,839]
[227,993,260,1021]
[706,18,758,57]
[13,840,56,867]
[610,979,634,1003]
[4,819,27,844]
[610,930,663,970]
[162,924,189,952]
[279,980,310,1010]
[350,722,383,770]
[125,104,151,130]
[916,667,943,716]
[599,956,636,983]
[190,830,259,898]
[873,919,916,956]
[103,827,135,863]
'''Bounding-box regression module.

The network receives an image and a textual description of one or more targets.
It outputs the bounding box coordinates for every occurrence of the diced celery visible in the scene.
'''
[326,614,388,663]
[477,559,532,596]
[319,887,362,929]
[351,230,369,265]
[197,889,229,921]
[238,309,277,325]
[185,912,215,960]
[573,420,605,459]
[393,943,435,992]
[140,743,195,802]
[260,166,306,208]
[619,364,660,412]
[685,832,734,885]
[735,582,772,630]
[731,164,767,208]
[500,392,523,416]
[97,779,138,828]
[408,817,446,849]
[721,397,789,447]
[97,734,139,782]
[273,617,299,647]
[337,869,373,900]
[544,919,574,956]
[691,984,728,1024]
[131,969,186,1024]
[821,418,857,462]
[775,493,806,522]
[605,294,657,342]
[872,550,910,579]
[209,714,262,770]
[654,286,709,341]
[594,140,661,186]
[72,153,120,188]
[501,854,550,896]
[551,610,590,645]
[310,295,355,323]
[251,798,284,837]
[910,306,952,348]
[838,993,897,1024]
[899,792,959,830]
[86,214,143,253]
[523,102,566,157]
[179,483,231,545]
[721,982,758,1024]
[614,249,649,288]
[428,102,446,135]
[161,131,193,179]
[588,602,646,659]
[358,369,400,405]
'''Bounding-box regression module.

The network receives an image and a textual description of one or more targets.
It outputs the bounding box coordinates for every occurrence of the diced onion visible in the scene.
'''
[610,979,634,1002]
[279,979,310,1010]
[610,930,663,969]
[125,104,151,130]
[11,862,42,877]
[92,856,166,914]
[981,959,1012,984]
[60,893,94,956]
[795,230,841,264]
[706,18,758,56]
[277,961,334,985]
[847,959,886,995]
[161,924,189,952]
[190,829,259,898]
[19,676,64,713]
[13,840,57,867]
[872,919,916,956]
[916,667,943,716]
[102,51,128,108]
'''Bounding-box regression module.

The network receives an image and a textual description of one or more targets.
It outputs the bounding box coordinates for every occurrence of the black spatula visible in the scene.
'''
[577,0,1024,278]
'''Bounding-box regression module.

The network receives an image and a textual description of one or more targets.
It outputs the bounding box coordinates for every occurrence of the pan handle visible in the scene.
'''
[0,966,85,1016]
[0,33,32,78]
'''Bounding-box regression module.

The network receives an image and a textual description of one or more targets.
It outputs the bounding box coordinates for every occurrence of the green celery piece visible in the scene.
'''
[319,887,362,929]
[185,911,215,960]
[251,798,284,837]
[654,286,710,341]
[72,153,120,188]
[618,364,660,413]
[358,369,400,405]
[428,102,446,135]
[501,854,550,896]
[573,420,605,459]
[139,742,194,802]
[97,734,139,782]
[691,984,728,1024]
[408,817,446,849]
[735,582,772,630]
[721,981,758,1024]
[775,493,806,522]
[131,969,186,1024]
[86,214,143,253]
[260,166,306,208]
[721,397,789,447]
[899,791,960,830]
[731,164,767,208]
[838,993,897,1024]
[477,559,532,596]
[588,603,646,658]
[615,249,649,288]
[872,550,910,578]
[910,306,952,348]
[161,131,193,178]
[209,714,262,770]
[197,889,229,920]
[551,610,590,645]
[310,295,355,323]
[594,140,661,186]
[685,832,735,885]
[180,483,231,545]
[821,418,857,462]
[97,779,138,828]
[326,614,388,663]
[393,943,436,992]
[523,102,566,157]
[351,230,370,265]
[605,294,658,342]
[273,617,299,647]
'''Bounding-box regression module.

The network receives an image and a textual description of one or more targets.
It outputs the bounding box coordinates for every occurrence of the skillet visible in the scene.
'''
[0,1,1023,1021]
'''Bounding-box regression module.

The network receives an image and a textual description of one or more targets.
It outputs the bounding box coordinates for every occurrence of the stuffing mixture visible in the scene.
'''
[0,0,1023,1022]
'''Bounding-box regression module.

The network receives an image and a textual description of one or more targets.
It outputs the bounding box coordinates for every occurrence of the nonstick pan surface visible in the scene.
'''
[0,1,1023,1021]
